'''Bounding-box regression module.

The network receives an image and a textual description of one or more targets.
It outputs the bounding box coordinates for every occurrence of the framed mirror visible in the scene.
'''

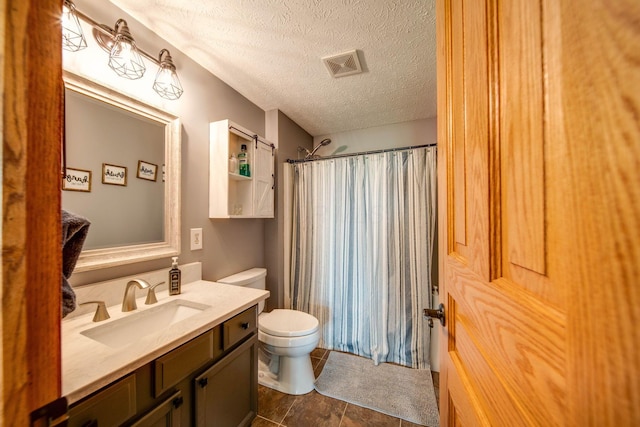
[63,71,181,272]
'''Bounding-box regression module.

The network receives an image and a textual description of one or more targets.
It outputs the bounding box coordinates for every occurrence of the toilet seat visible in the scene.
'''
[258,329,320,349]
[259,309,319,337]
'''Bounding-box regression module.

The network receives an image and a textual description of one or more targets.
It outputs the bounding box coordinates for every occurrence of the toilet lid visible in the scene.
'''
[259,309,319,337]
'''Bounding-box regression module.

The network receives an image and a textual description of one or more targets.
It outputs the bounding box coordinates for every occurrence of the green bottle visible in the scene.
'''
[238,144,250,176]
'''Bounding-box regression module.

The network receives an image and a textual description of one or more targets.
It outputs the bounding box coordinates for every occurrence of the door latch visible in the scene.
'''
[424,303,445,328]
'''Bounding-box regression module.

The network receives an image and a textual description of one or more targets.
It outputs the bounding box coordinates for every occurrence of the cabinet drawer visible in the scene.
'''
[154,331,214,397]
[68,374,136,427]
[223,306,257,351]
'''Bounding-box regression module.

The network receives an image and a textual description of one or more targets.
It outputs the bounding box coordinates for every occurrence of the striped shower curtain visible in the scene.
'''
[290,146,437,369]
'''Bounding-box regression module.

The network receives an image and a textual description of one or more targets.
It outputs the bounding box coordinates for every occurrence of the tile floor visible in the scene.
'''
[252,348,440,427]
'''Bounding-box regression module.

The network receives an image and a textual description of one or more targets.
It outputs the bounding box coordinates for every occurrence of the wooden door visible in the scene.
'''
[2,0,63,424]
[436,0,640,425]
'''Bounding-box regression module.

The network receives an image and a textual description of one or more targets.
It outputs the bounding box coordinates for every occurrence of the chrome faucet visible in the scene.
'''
[122,279,150,312]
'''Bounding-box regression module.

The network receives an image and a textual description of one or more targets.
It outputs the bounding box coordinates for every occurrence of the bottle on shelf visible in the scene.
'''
[229,153,238,174]
[238,144,250,177]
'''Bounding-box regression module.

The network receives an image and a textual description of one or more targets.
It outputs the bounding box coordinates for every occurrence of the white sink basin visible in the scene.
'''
[81,299,210,348]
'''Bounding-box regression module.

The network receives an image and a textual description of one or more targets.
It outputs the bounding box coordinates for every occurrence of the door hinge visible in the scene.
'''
[30,397,68,427]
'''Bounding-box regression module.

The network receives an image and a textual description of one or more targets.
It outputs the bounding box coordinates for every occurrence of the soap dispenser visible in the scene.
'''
[169,257,181,295]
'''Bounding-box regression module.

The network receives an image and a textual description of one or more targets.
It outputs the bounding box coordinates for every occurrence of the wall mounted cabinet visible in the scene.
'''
[210,119,275,218]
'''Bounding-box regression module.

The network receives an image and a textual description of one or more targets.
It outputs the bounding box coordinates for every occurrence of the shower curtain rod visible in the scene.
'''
[286,143,436,164]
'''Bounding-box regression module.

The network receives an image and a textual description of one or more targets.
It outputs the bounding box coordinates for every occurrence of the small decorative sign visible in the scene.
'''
[102,163,127,186]
[137,160,158,182]
[62,167,92,192]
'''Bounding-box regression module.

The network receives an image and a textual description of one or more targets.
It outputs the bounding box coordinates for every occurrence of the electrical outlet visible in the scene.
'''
[190,228,203,250]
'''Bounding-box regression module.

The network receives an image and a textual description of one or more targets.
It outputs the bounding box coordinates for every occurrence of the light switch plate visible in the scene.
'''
[190,228,203,250]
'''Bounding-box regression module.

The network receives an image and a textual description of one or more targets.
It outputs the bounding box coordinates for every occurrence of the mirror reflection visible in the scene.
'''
[63,71,181,272]
[63,88,165,250]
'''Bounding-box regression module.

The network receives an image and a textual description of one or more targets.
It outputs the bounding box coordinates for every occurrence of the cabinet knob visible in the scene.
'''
[198,377,208,388]
[173,396,184,408]
[241,322,250,330]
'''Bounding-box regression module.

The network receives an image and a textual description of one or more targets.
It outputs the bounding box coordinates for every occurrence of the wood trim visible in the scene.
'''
[486,0,502,281]
[0,0,5,418]
[436,0,452,423]
[3,0,63,423]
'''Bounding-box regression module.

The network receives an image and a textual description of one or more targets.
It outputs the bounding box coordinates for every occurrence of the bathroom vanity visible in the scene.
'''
[62,280,269,426]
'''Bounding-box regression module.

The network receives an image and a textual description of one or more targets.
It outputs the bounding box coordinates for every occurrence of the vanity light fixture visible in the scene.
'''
[108,19,146,80]
[152,49,184,100]
[61,0,184,99]
[61,0,87,51]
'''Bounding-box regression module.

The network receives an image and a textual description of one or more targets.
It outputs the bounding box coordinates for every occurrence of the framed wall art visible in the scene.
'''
[102,163,127,186]
[62,167,92,192]
[137,160,158,181]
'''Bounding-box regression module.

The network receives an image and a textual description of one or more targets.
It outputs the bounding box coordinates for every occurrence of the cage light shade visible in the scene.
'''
[108,20,146,79]
[62,0,87,52]
[153,50,184,100]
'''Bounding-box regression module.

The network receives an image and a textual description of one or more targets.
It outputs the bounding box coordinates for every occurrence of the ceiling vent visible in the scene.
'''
[322,50,363,78]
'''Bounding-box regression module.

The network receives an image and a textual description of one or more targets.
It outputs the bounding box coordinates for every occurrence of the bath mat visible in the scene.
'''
[314,351,439,426]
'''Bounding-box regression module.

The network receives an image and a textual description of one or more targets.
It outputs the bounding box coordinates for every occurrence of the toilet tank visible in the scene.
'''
[217,268,267,313]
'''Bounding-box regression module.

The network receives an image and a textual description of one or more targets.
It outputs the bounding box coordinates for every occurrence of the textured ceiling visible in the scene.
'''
[110,0,437,136]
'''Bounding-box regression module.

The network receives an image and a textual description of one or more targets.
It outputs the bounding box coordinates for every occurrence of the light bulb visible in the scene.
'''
[61,0,87,52]
[107,19,146,80]
[152,49,184,100]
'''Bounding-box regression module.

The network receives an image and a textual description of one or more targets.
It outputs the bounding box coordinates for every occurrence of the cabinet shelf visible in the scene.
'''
[210,119,274,218]
[228,172,252,181]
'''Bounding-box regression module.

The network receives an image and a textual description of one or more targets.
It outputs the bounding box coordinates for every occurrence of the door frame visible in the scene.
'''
[2,0,63,424]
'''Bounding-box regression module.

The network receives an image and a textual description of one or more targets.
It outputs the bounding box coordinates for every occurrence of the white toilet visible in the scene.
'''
[217,268,320,395]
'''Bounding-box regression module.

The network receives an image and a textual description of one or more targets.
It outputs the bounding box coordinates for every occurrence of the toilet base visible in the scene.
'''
[258,350,315,395]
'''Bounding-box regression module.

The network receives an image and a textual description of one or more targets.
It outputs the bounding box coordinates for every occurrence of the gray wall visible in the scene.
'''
[264,110,313,311]
[67,0,267,286]
[313,118,437,155]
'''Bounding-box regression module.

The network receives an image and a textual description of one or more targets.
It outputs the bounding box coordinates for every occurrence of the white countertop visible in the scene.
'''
[62,280,269,404]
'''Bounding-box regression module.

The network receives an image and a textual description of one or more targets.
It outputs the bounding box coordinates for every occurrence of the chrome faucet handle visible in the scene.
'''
[122,279,150,312]
[145,281,166,305]
[79,300,111,322]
